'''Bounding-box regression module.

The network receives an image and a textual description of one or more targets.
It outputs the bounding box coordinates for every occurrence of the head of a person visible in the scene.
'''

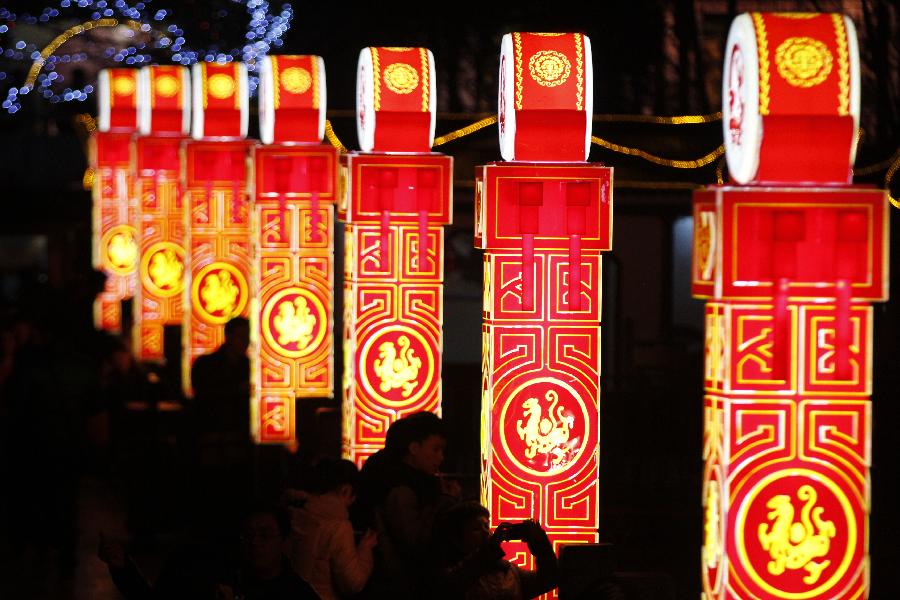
[436,502,491,560]
[396,411,447,475]
[312,457,359,507]
[223,317,250,357]
[241,505,290,576]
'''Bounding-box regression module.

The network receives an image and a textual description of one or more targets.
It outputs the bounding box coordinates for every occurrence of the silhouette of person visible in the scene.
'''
[189,316,252,535]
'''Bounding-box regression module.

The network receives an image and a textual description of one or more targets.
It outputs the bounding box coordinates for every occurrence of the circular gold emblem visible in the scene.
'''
[261,287,326,358]
[101,225,138,275]
[191,262,248,324]
[498,377,590,476]
[383,62,419,94]
[208,73,236,99]
[141,241,185,298]
[734,469,857,599]
[775,37,833,88]
[280,67,312,94]
[155,74,179,98]
[528,50,572,87]
[359,325,434,407]
[113,76,136,96]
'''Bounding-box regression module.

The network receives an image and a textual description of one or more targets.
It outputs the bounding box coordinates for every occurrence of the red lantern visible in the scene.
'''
[92,68,140,332]
[251,55,337,445]
[697,13,886,600]
[132,65,191,361]
[182,63,252,396]
[341,47,451,464]
[477,33,609,594]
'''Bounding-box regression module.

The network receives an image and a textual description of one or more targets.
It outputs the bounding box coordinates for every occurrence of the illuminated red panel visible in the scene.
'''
[132,135,186,361]
[702,394,869,600]
[181,139,253,395]
[251,144,338,444]
[476,162,612,597]
[692,187,888,302]
[92,130,138,332]
[340,153,452,465]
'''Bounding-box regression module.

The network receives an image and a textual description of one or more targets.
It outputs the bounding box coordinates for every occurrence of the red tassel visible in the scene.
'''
[522,233,534,312]
[418,210,428,271]
[835,279,851,380]
[569,234,581,311]
[773,278,790,381]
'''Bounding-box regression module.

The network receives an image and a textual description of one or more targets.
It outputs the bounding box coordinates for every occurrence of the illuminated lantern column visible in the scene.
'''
[131,65,191,361]
[182,62,253,394]
[696,13,888,600]
[475,33,611,573]
[341,47,452,464]
[251,55,338,444]
[92,68,140,332]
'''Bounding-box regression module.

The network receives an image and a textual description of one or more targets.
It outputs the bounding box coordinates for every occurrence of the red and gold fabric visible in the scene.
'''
[182,139,253,395]
[723,12,860,184]
[191,62,249,140]
[475,163,612,595]
[498,33,593,162]
[259,55,326,144]
[91,130,138,332]
[132,135,186,361]
[356,47,435,153]
[340,152,452,465]
[97,68,139,132]
[694,184,888,600]
[251,144,339,444]
[137,65,191,135]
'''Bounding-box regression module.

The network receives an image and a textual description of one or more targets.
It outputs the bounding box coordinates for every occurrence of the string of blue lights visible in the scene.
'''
[0,0,293,113]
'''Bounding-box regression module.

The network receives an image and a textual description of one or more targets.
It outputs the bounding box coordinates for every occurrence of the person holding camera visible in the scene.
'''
[431,501,558,600]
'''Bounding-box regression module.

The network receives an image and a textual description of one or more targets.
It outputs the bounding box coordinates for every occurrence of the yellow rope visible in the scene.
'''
[885,153,900,209]
[715,156,727,184]
[593,111,721,124]
[432,116,497,146]
[324,119,348,154]
[855,149,900,176]
[591,135,724,169]
[26,19,147,89]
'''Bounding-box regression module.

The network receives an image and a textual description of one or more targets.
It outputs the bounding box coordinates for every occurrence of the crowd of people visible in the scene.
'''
[96,410,559,600]
[0,307,560,599]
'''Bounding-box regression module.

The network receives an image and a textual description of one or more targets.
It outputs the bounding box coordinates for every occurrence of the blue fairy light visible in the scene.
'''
[0,0,294,113]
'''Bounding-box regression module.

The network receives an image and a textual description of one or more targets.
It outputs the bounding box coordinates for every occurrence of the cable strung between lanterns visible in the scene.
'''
[591,136,724,169]
[432,116,497,146]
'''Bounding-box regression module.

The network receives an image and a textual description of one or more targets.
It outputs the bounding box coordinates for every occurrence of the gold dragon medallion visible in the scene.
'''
[528,50,571,88]
[374,335,422,397]
[273,296,316,350]
[200,270,240,315]
[758,484,836,585]
[281,66,312,94]
[383,63,419,94]
[103,226,138,274]
[148,247,183,294]
[775,37,833,88]
[113,75,135,96]
[516,390,575,468]
[208,73,236,99]
[155,74,179,98]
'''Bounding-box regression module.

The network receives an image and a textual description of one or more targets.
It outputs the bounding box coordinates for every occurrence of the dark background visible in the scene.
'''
[0,1,899,599]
